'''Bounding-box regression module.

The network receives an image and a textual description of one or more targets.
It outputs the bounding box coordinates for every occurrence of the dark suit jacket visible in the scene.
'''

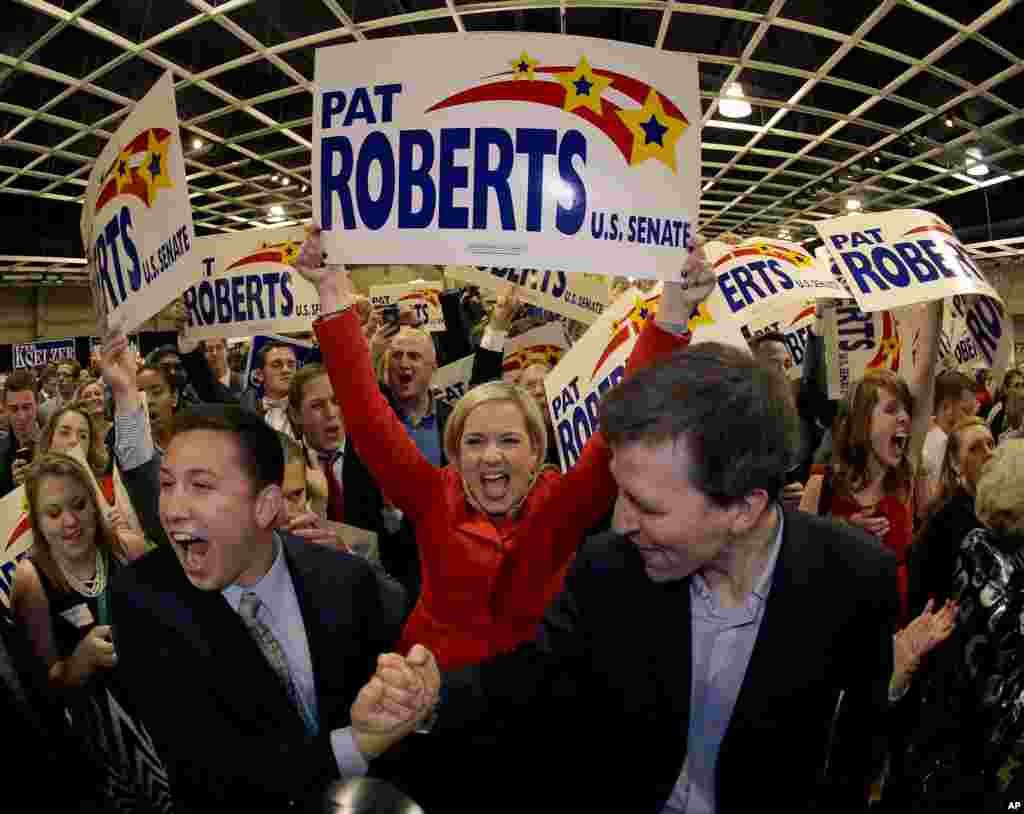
[111,535,406,814]
[435,509,897,814]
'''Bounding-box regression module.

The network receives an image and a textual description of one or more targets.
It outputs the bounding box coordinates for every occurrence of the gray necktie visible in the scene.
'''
[238,591,317,735]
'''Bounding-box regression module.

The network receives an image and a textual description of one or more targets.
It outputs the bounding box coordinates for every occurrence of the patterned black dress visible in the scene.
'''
[35,556,174,813]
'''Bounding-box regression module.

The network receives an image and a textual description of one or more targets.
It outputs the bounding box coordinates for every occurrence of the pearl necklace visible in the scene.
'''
[57,549,106,598]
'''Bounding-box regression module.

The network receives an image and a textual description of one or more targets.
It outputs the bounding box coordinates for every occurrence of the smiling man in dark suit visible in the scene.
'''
[111,404,408,813]
[359,342,899,814]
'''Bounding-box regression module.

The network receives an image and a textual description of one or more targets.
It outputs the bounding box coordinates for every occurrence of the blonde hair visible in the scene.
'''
[443,381,548,470]
[26,453,125,594]
[975,439,1024,536]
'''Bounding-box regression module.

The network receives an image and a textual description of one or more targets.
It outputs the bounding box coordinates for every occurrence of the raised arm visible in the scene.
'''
[542,244,719,551]
[296,228,444,525]
[906,301,942,517]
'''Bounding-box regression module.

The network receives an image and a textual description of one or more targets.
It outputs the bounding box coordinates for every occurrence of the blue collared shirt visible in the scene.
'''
[221,535,368,779]
[663,508,785,814]
[398,407,441,466]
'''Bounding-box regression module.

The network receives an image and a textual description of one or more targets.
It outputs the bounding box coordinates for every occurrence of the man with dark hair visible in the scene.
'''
[360,341,899,814]
[39,359,82,425]
[237,341,300,435]
[110,401,409,812]
[0,369,42,495]
[201,337,245,397]
[923,370,978,486]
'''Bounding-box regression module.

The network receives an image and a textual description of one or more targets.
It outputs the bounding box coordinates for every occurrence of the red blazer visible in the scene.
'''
[314,309,686,671]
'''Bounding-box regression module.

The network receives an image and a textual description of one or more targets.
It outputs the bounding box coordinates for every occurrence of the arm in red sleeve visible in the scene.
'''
[314,309,443,526]
[541,320,690,551]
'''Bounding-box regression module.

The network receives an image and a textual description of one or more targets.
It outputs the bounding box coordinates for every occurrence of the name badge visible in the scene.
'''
[60,603,95,629]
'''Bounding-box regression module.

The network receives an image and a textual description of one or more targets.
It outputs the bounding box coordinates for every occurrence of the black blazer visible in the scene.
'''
[111,535,406,814]
[436,509,898,814]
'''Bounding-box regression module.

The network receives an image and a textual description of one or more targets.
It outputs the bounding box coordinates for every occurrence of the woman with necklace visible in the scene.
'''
[12,453,172,812]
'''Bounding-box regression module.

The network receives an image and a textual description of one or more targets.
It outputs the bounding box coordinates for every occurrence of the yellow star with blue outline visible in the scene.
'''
[510,51,539,80]
[114,148,134,193]
[616,89,689,173]
[557,56,613,115]
[280,241,300,264]
[138,130,173,203]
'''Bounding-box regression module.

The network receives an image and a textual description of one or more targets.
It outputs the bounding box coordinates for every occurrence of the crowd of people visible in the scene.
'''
[0,227,1021,814]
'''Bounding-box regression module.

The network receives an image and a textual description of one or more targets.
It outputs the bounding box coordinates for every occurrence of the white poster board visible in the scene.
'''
[314,33,701,280]
[83,71,196,334]
[182,226,322,339]
[501,322,568,378]
[369,281,445,332]
[430,354,475,409]
[544,285,747,471]
[0,487,33,608]
[445,264,608,323]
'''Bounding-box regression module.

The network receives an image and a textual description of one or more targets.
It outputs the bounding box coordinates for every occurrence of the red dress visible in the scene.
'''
[314,308,686,671]
[828,490,911,623]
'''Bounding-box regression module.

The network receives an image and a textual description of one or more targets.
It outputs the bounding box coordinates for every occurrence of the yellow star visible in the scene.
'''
[280,241,300,264]
[687,302,714,332]
[138,130,173,204]
[556,56,613,115]
[510,52,539,81]
[114,148,134,194]
[616,89,689,173]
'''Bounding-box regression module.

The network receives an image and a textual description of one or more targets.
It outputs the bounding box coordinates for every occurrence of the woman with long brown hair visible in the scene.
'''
[801,304,940,623]
[12,454,170,812]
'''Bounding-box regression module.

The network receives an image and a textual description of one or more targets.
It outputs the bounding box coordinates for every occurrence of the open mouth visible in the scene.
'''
[397,372,414,388]
[479,472,510,501]
[891,433,908,457]
[172,533,210,574]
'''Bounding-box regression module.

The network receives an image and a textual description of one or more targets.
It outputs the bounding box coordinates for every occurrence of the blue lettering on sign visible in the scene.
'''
[322,126,589,237]
[183,271,305,328]
[554,366,625,470]
[964,297,1003,367]
[835,304,876,352]
[716,259,795,314]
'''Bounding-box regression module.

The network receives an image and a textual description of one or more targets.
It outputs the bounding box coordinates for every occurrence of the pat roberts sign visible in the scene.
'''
[314,33,700,280]
[182,226,321,339]
[816,210,1012,375]
[83,71,195,334]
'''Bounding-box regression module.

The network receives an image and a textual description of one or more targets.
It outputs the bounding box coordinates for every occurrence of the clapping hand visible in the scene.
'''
[892,598,957,691]
[848,510,891,539]
[351,645,440,759]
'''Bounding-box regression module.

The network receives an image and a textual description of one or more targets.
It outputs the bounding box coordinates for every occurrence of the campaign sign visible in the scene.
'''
[314,33,701,280]
[0,486,33,608]
[815,210,1002,313]
[822,299,934,401]
[705,237,846,326]
[445,264,607,323]
[243,334,320,397]
[740,302,818,381]
[369,281,445,332]
[84,71,196,334]
[430,354,475,410]
[502,322,568,378]
[12,338,76,369]
[182,226,321,339]
[544,284,747,471]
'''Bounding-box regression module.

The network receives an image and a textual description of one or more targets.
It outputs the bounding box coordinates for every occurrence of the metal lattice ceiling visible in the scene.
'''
[1,0,1023,287]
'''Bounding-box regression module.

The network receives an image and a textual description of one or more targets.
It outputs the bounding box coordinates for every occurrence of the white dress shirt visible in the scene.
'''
[221,536,368,779]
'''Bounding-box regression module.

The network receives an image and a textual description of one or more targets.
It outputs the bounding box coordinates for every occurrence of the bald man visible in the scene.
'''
[386,327,443,465]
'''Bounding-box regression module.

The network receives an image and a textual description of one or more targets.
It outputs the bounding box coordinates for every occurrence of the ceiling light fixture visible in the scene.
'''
[281,177,291,186]
[846,198,862,211]
[192,137,204,150]
[965,146,989,177]
[873,155,881,164]
[944,117,953,127]
[719,83,752,119]
[269,205,285,216]
[271,174,279,181]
